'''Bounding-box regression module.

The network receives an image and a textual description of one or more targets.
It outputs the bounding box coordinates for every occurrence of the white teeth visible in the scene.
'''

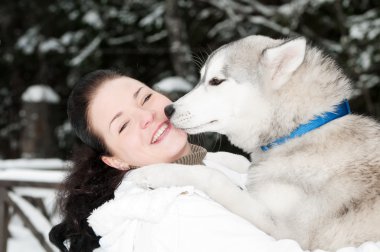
[152,123,169,143]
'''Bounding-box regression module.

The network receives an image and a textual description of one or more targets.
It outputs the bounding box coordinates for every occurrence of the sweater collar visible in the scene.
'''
[174,144,207,166]
[129,144,207,170]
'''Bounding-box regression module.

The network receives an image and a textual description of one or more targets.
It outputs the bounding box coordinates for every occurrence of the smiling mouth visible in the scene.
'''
[151,121,171,144]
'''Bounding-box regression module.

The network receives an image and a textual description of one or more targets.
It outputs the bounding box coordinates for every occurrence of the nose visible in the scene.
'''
[164,104,175,119]
[140,110,155,129]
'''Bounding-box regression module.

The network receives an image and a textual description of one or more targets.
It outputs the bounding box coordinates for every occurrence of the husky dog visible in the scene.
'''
[129,35,380,250]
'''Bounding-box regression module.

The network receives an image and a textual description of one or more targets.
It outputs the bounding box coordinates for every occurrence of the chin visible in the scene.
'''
[166,140,190,160]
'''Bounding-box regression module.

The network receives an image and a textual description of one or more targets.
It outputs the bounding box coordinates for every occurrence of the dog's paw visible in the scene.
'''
[127,168,152,189]
[127,163,189,189]
[127,165,163,189]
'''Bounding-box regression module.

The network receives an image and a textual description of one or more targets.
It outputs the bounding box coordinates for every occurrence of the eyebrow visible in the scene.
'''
[134,87,143,99]
[109,112,123,131]
[108,86,144,130]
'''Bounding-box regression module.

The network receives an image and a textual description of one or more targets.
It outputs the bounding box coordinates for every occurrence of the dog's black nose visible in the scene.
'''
[164,104,175,119]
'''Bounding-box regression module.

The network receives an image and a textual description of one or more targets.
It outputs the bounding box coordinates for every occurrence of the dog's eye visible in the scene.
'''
[209,78,225,86]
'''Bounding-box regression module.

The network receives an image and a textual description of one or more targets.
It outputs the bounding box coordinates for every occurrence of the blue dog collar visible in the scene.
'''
[261,100,351,152]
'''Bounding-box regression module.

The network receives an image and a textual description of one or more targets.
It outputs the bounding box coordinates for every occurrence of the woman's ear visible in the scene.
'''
[101,155,130,171]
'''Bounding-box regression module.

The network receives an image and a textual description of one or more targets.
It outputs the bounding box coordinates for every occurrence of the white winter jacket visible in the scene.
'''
[88,152,380,252]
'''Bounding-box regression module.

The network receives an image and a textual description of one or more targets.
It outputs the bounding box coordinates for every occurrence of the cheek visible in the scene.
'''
[116,135,144,162]
[114,128,141,150]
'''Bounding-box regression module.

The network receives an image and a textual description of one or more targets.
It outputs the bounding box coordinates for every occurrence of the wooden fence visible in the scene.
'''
[0,160,67,252]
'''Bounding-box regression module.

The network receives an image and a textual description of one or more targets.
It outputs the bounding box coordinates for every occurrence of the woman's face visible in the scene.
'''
[88,76,191,169]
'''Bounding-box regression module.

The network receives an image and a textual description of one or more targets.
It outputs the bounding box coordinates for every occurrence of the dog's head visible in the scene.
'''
[166,35,351,152]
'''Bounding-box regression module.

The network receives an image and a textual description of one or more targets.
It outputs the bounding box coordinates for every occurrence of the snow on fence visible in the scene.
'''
[0,158,68,252]
[0,158,69,170]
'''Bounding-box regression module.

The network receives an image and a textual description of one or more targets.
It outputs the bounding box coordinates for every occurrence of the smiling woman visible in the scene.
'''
[48,69,193,251]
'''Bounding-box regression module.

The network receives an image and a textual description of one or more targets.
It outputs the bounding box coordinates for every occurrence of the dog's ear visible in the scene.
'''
[261,37,306,90]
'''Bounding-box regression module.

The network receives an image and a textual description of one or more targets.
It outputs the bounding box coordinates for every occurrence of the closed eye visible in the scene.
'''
[119,121,129,134]
[142,93,152,105]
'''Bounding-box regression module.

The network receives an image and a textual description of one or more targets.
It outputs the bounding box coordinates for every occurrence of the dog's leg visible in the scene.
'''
[207,152,251,173]
[128,164,276,233]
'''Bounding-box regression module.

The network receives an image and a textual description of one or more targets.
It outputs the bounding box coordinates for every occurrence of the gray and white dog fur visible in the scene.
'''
[129,35,380,250]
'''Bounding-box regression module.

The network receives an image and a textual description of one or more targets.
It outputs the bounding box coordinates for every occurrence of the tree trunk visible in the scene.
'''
[20,102,60,158]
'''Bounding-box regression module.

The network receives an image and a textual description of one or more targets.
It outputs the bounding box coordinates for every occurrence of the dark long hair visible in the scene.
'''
[49,70,128,251]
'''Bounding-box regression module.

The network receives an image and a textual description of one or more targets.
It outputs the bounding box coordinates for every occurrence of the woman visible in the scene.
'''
[49,69,379,252]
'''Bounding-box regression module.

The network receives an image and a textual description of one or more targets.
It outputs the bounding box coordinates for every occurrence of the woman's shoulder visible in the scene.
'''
[88,179,197,233]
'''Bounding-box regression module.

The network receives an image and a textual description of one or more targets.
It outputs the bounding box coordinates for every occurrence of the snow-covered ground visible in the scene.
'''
[8,216,47,252]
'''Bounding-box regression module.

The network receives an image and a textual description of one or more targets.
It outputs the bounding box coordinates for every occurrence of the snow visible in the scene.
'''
[69,35,102,66]
[38,38,64,53]
[358,75,380,89]
[21,85,60,104]
[350,21,370,40]
[199,9,211,19]
[119,11,138,25]
[146,31,168,43]
[249,16,291,35]
[8,192,58,251]
[16,27,40,55]
[6,189,61,252]
[107,34,135,45]
[359,50,372,71]
[0,169,66,183]
[83,10,103,29]
[0,158,68,170]
[248,0,275,17]
[8,216,46,252]
[368,25,380,40]
[69,11,79,20]
[60,32,73,45]
[309,0,334,8]
[277,0,308,18]
[1,158,67,252]
[152,76,193,93]
[14,187,57,205]
[0,159,67,197]
[60,31,85,46]
[139,4,164,27]
[107,7,119,18]
[348,10,380,40]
